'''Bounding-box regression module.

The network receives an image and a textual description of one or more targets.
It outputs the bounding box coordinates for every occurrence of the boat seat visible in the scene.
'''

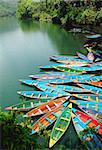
[61,117,69,121]
[85,119,91,125]
[45,117,53,123]
[55,127,64,132]
[52,112,58,117]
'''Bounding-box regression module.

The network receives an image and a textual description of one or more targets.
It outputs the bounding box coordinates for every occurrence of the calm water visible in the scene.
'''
[0,17,85,109]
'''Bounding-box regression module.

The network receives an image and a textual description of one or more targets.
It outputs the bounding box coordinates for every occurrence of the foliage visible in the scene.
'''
[17,0,102,26]
[0,0,17,17]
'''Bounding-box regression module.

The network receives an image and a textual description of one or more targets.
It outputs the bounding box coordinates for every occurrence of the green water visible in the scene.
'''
[0,17,85,109]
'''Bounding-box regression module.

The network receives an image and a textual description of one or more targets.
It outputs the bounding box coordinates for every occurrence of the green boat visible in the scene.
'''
[49,103,72,148]
[53,66,86,73]
[5,98,51,111]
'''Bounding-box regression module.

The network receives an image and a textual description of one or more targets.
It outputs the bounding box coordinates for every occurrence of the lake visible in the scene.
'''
[0,17,85,109]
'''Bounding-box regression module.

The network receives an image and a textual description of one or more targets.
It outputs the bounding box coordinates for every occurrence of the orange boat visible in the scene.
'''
[31,101,69,135]
[72,108,102,135]
[25,96,69,117]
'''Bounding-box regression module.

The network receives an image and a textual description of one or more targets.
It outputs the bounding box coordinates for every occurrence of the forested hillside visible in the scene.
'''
[0,0,17,17]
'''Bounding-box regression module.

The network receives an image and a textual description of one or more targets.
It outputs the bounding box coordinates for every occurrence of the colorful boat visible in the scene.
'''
[17,91,69,99]
[39,63,65,70]
[71,65,102,72]
[49,55,78,61]
[85,34,101,39]
[5,98,51,111]
[72,94,102,102]
[29,73,93,81]
[49,103,72,148]
[80,108,102,123]
[76,52,92,63]
[37,84,90,93]
[72,108,102,134]
[29,74,65,80]
[78,84,102,95]
[31,101,69,135]
[56,60,88,66]
[70,100,102,113]
[53,66,85,73]
[19,78,76,86]
[72,113,102,149]
[25,96,69,117]
[49,55,89,63]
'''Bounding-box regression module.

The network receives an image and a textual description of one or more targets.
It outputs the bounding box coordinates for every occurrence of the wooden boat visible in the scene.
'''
[76,52,92,63]
[29,74,65,80]
[31,101,69,135]
[53,66,86,73]
[86,34,101,39]
[71,65,102,72]
[49,103,72,148]
[41,84,91,93]
[48,73,102,82]
[72,108,102,134]
[25,96,70,117]
[5,98,51,111]
[17,90,69,99]
[49,55,78,61]
[56,60,88,66]
[72,113,102,149]
[80,108,102,123]
[71,94,102,102]
[49,55,89,63]
[86,81,102,88]
[78,84,102,95]
[39,63,65,70]
[19,78,75,86]
[70,100,102,113]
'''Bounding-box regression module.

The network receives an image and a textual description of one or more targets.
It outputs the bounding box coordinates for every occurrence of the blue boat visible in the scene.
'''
[50,55,89,63]
[70,100,102,113]
[77,52,93,63]
[35,84,90,93]
[78,84,102,95]
[86,34,101,39]
[72,94,102,102]
[39,63,65,69]
[17,90,69,99]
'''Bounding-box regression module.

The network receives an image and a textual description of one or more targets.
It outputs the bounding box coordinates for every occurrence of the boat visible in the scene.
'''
[72,108,102,134]
[86,81,102,88]
[85,34,101,39]
[49,55,78,61]
[49,103,72,148]
[25,96,70,117]
[19,78,76,86]
[29,74,65,80]
[71,94,102,102]
[53,66,86,73]
[31,101,69,135]
[70,65,102,72]
[72,113,102,149]
[17,91,69,99]
[80,108,102,123]
[56,60,88,66]
[76,52,93,63]
[49,55,89,63]
[70,100,102,113]
[38,84,91,93]
[78,84,102,95]
[39,63,65,70]
[5,98,51,111]
[90,75,102,82]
